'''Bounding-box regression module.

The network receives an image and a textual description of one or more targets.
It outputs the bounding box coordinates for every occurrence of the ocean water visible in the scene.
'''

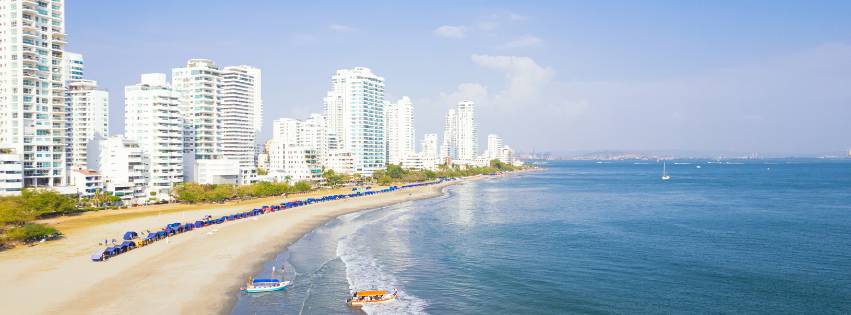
[231,160,851,314]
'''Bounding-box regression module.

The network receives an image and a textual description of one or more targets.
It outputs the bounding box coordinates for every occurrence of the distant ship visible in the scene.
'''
[661,162,671,181]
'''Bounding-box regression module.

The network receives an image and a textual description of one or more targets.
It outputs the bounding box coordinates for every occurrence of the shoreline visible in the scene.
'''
[0,177,482,315]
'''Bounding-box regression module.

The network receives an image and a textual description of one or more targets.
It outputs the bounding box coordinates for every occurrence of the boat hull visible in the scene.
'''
[242,281,291,293]
[348,294,397,306]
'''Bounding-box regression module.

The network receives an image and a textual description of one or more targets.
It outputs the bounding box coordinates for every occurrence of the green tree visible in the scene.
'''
[18,189,77,218]
[323,169,343,187]
[5,223,60,243]
[293,181,312,192]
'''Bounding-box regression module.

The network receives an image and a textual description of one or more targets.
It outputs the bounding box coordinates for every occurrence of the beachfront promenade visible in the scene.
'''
[0,178,468,315]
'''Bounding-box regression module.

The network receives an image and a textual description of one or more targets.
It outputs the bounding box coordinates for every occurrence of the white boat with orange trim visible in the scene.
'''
[346,289,398,306]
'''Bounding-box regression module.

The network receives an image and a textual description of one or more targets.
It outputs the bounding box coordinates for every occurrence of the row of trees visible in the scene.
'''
[0,189,73,247]
[371,159,524,185]
[171,180,313,203]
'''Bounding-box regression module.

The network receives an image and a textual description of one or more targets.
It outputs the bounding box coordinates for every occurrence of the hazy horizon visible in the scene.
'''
[67,1,851,155]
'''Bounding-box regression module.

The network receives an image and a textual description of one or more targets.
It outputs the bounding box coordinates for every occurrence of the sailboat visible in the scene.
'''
[661,162,671,181]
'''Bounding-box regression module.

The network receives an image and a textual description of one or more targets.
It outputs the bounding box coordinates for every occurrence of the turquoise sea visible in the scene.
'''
[232,160,851,314]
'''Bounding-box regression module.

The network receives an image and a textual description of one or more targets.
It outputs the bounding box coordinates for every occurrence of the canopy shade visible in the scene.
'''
[123,231,138,240]
[252,279,279,283]
[356,290,386,297]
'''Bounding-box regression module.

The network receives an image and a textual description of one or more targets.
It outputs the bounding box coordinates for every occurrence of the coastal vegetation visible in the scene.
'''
[170,180,313,203]
[0,189,76,247]
[371,160,524,185]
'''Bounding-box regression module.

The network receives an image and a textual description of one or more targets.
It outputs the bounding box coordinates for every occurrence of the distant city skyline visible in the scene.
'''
[65,1,851,155]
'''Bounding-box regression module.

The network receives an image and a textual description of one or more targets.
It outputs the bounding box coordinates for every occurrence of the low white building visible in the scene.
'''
[0,149,24,196]
[71,169,103,198]
[194,159,240,185]
[402,153,438,171]
[269,146,321,183]
[324,150,354,175]
[99,137,148,205]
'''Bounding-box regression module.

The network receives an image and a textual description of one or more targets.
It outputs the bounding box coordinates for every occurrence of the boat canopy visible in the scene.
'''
[252,279,279,283]
[356,290,387,297]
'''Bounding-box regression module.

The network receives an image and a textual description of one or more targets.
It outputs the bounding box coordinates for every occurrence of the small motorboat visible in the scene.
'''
[241,265,291,293]
[346,289,398,306]
[241,278,292,293]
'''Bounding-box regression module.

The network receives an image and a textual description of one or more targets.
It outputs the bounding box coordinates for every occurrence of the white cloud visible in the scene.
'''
[440,83,490,106]
[471,54,555,102]
[433,25,467,39]
[500,35,543,49]
[328,24,356,32]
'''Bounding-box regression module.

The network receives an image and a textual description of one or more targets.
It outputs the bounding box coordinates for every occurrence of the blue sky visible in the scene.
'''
[67,1,851,155]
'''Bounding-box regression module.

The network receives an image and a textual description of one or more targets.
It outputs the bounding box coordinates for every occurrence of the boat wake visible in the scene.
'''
[337,234,428,315]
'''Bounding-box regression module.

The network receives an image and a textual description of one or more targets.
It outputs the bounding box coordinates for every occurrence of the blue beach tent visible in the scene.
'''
[120,240,135,250]
[123,231,138,240]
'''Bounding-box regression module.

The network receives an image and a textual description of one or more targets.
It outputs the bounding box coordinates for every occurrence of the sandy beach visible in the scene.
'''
[0,179,465,315]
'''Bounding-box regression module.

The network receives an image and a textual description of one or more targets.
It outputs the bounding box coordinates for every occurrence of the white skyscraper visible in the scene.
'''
[221,65,261,184]
[439,109,458,162]
[422,133,438,160]
[322,67,386,175]
[487,134,504,160]
[124,73,184,200]
[67,80,108,171]
[0,0,67,187]
[172,59,223,170]
[456,101,478,161]
[385,96,415,165]
[438,101,478,165]
[61,51,85,175]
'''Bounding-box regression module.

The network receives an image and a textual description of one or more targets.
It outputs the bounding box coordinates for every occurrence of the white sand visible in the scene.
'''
[0,180,463,315]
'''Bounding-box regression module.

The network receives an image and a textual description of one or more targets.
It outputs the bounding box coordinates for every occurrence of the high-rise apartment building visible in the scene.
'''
[456,101,477,161]
[0,0,67,187]
[67,80,108,171]
[221,65,261,184]
[124,73,183,200]
[322,67,385,175]
[385,96,415,165]
[61,51,84,177]
[172,59,222,165]
[439,109,457,162]
[421,133,438,160]
[486,134,503,160]
[439,101,478,165]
